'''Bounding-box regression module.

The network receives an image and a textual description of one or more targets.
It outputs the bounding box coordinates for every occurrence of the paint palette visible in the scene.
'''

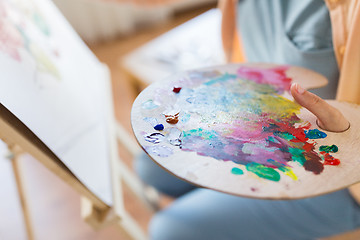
[131,63,360,199]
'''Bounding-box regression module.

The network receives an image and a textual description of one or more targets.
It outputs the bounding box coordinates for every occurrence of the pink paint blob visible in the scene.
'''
[237,66,292,92]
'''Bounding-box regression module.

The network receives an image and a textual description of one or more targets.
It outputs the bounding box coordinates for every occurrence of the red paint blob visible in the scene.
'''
[301,122,312,130]
[302,142,315,152]
[322,152,340,166]
[270,120,308,142]
[173,87,182,93]
[303,160,324,175]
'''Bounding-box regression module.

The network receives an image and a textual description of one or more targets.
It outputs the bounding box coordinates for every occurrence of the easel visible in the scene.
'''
[0,65,156,240]
[5,144,34,240]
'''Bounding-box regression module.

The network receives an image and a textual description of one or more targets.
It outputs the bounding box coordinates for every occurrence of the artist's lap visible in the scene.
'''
[150,189,360,240]
[134,152,196,197]
[135,153,360,239]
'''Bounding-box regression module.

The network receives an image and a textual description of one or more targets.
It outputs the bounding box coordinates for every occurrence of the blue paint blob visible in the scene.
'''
[154,124,164,131]
[204,73,237,86]
[305,129,327,139]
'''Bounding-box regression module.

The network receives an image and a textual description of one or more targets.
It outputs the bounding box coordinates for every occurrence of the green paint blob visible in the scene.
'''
[246,163,280,182]
[182,128,217,140]
[288,147,306,165]
[231,167,244,175]
[319,145,338,153]
[274,131,295,141]
[268,136,280,144]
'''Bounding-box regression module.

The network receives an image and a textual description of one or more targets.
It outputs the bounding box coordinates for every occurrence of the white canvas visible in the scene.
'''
[0,0,112,205]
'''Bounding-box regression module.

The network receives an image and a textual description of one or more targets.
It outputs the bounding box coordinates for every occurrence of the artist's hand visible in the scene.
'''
[290,83,350,132]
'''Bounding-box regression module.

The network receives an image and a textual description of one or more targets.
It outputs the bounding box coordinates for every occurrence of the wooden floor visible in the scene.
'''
[1,3,360,240]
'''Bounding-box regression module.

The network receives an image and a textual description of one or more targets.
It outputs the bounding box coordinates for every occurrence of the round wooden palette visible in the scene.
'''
[131,63,360,199]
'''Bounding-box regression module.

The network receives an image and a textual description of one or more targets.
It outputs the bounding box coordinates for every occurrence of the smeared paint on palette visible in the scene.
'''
[132,63,360,199]
[139,65,339,182]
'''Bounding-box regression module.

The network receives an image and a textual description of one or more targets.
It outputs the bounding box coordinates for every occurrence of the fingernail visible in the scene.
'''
[295,83,305,94]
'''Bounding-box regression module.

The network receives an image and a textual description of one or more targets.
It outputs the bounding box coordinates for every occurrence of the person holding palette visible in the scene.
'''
[134,0,360,239]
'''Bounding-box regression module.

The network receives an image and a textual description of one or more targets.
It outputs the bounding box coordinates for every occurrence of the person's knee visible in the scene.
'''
[149,202,223,240]
[133,152,156,184]
[149,212,176,240]
[149,212,193,240]
[134,152,196,197]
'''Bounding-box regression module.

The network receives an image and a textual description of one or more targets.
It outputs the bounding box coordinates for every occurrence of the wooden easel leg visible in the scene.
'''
[117,211,148,240]
[8,150,35,240]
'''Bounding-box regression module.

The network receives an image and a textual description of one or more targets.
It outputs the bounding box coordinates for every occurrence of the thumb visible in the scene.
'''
[290,83,349,132]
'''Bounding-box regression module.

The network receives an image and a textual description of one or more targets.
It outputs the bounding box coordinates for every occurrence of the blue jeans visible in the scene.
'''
[135,153,360,240]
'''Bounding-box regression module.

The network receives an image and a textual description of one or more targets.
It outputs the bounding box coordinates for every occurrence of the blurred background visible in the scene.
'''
[0,0,220,239]
[1,0,358,239]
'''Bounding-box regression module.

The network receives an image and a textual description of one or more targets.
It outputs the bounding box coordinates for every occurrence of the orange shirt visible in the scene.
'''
[325,0,360,104]
[328,0,360,204]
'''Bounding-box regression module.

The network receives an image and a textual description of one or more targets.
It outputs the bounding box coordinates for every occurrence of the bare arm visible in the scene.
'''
[218,0,237,62]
